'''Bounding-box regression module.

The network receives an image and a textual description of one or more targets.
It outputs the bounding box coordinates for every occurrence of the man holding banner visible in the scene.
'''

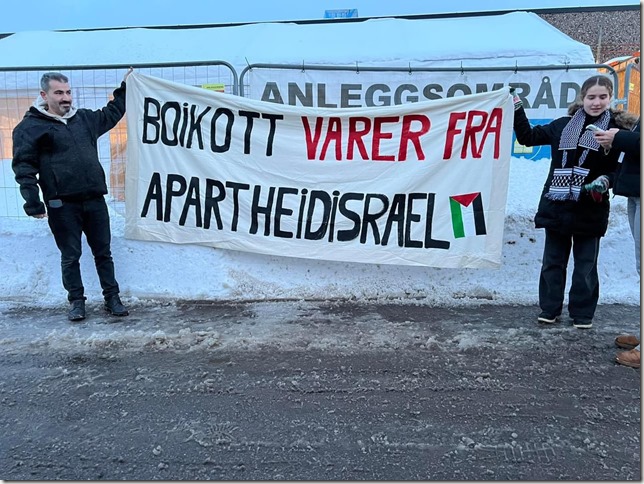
[12,69,133,321]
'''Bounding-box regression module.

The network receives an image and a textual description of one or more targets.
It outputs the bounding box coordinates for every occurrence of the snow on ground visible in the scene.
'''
[0,155,640,356]
[0,156,639,311]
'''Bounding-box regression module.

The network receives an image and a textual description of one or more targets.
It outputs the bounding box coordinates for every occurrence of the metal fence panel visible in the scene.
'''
[3,60,625,219]
[0,61,237,218]
[238,62,620,161]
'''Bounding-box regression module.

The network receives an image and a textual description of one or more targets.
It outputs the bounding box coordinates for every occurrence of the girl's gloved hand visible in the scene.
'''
[583,175,609,202]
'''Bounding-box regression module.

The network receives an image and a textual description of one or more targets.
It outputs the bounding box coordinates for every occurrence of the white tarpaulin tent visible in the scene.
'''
[0,12,598,213]
[0,12,600,218]
[0,12,598,114]
[0,12,593,70]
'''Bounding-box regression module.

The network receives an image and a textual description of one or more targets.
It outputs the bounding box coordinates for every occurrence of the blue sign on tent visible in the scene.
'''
[324,9,358,18]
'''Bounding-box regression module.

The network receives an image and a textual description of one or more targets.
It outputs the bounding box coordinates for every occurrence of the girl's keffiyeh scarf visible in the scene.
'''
[546,109,611,201]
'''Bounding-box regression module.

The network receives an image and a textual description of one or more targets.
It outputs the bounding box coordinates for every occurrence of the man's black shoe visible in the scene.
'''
[104,295,129,316]
[68,299,86,321]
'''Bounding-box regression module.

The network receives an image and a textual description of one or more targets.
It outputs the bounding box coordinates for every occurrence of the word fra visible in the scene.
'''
[443,108,504,159]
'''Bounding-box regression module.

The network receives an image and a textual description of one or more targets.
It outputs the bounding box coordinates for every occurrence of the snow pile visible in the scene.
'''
[0,157,639,310]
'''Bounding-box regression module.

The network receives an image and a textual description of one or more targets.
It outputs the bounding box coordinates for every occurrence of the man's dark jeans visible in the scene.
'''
[47,197,120,302]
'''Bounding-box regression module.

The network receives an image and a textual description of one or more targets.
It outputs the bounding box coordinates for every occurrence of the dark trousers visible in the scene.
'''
[47,197,120,302]
[539,229,600,321]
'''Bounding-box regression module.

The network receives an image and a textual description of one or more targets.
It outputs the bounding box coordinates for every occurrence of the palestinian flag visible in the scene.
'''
[450,192,487,238]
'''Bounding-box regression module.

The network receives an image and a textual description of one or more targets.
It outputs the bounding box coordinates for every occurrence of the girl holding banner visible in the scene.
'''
[511,75,637,330]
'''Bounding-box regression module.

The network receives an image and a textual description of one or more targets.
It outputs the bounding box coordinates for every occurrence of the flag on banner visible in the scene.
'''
[449,193,487,239]
[124,72,514,268]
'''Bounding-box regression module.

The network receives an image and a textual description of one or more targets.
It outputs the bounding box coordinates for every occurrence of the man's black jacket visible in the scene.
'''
[12,82,126,216]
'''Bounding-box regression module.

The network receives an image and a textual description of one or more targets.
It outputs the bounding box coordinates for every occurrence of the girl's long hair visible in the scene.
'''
[567,74,638,129]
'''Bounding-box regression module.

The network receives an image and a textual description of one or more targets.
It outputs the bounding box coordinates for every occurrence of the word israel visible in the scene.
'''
[140,172,486,247]
[142,96,504,162]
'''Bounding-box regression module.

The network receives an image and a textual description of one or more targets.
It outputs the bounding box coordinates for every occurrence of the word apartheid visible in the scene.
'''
[139,172,452,249]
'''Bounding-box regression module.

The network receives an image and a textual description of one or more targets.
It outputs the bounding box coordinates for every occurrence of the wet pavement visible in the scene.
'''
[0,300,640,480]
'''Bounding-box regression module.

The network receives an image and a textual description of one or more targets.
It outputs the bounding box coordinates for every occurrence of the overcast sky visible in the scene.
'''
[1,0,639,33]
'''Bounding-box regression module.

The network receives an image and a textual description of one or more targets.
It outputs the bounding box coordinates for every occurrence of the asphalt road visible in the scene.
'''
[0,300,640,480]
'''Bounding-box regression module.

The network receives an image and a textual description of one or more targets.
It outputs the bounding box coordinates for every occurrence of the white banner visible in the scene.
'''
[125,72,514,268]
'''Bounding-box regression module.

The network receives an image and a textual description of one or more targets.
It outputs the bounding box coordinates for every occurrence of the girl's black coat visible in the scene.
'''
[513,107,620,237]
